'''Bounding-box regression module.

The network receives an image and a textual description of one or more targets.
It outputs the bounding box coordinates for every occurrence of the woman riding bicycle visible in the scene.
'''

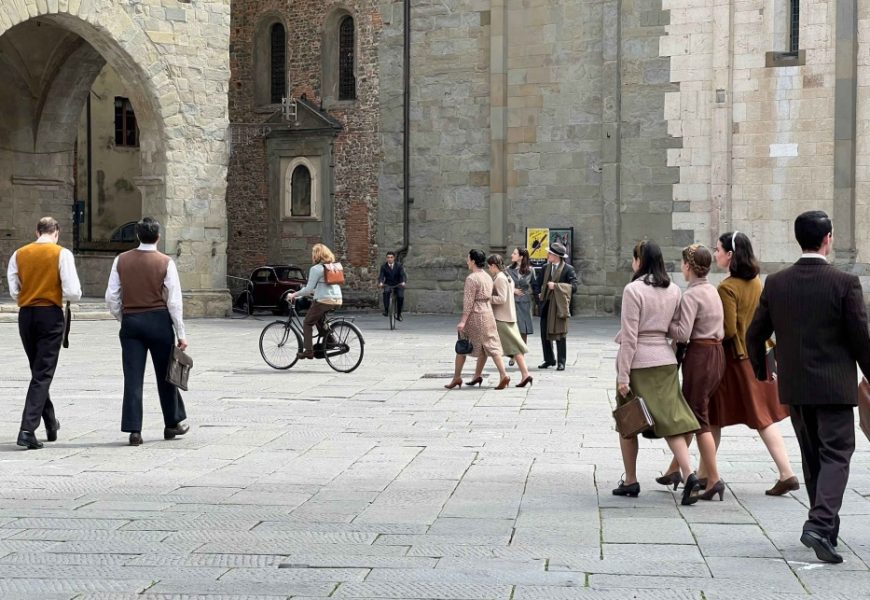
[288,243,342,360]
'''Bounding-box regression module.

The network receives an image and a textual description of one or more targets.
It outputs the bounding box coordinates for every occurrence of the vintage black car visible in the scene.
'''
[234,265,307,314]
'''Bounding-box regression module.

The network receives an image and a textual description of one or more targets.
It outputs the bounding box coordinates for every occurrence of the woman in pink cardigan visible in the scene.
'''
[614,240,700,505]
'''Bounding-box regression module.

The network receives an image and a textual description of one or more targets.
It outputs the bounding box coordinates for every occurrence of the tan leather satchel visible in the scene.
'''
[613,391,655,439]
[858,378,870,443]
[323,262,345,285]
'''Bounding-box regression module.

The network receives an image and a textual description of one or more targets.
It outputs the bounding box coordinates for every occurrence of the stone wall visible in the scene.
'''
[227,0,383,303]
[378,0,677,314]
[662,0,843,265]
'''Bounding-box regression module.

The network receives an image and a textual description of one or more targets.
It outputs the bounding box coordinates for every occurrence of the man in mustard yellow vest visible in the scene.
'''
[6,217,82,449]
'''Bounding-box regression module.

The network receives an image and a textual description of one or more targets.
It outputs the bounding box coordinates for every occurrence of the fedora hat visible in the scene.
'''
[547,242,568,259]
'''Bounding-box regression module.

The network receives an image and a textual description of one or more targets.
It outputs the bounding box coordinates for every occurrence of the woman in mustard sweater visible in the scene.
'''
[707,231,797,496]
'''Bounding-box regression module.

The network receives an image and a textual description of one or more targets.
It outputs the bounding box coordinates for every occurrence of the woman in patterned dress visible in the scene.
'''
[445,249,511,390]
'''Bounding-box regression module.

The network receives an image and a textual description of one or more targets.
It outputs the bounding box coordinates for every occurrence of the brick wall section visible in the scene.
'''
[228,0,383,296]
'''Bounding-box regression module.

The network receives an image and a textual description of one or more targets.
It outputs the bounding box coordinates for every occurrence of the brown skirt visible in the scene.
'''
[681,340,725,434]
[708,343,789,430]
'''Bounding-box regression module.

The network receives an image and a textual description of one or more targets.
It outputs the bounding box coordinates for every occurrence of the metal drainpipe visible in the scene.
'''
[86,93,93,242]
[396,0,411,264]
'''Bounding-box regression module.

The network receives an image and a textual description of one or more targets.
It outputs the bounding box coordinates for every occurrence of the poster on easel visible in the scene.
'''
[526,227,573,268]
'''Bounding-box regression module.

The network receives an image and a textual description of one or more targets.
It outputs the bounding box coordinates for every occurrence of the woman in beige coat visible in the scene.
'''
[478,254,533,387]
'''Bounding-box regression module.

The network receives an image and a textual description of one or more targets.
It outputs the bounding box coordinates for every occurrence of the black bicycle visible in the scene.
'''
[382,284,401,330]
[259,298,365,373]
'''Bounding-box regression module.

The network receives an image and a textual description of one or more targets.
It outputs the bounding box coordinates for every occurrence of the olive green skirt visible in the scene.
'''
[617,364,699,438]
[496,320,528,357]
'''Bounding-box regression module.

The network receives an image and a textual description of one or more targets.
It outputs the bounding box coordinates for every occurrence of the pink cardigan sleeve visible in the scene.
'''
[668,288,699,343]
[616,285,641,385]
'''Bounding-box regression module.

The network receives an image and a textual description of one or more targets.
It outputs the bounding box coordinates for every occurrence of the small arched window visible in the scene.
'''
[338,16,356,100]
[291,165,312,217]
[270,23,287,103]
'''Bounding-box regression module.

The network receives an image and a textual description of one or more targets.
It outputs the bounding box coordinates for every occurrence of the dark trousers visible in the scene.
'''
[303,301,334,352]
[539,301,566,366]
[120,310,186,433]
[18,306,63,432]
[789,404,855,540]
[383,287,404,315]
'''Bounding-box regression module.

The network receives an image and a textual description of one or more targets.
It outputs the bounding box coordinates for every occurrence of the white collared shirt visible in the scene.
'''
[105,243,186,340]
[801,253,828,261]
[6,235,82,302]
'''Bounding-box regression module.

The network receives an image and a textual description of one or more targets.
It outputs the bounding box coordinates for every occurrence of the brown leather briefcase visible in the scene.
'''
[613,391,655,439]
[166,346,193,392]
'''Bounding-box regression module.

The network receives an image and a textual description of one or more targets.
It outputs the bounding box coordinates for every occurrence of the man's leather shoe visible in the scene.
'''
[297,350,315,360]
[396,314,403,321]
[557,363,566,371]
[46,419,60,442]
[17,431,43,450]
[538,362,556,369]
[801,530,843,564]
[382,311,388,317]
[164,423,190,440]
[129,432,143,446]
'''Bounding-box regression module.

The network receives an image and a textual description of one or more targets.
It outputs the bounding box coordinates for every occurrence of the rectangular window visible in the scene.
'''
[114,97,138,147]
[789,0,799,53]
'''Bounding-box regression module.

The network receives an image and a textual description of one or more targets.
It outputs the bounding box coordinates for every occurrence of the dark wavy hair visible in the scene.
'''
[468,249,486,269]
[719,231,759,280]
[632,240,670,288]
[510,247,531,275]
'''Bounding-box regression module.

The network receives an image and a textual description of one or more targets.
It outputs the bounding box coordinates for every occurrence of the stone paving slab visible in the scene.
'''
[0,315,868,599]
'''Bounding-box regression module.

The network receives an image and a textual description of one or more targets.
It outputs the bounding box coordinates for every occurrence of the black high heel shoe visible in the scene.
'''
[516,376,534,388]
[698,480,726,501]
[612,479,640,497]
[655,471,681,490]
[466,376,483,387]
[681,473,700,505]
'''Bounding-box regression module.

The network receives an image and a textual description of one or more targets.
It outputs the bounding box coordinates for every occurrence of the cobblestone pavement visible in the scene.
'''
[0,313,869,600]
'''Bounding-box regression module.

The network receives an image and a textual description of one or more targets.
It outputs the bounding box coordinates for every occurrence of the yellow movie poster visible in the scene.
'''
[527,228,549,262]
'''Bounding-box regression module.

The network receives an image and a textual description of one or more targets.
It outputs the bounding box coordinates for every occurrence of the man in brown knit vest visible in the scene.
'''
[105,217,189,446]
[6,217,82,449]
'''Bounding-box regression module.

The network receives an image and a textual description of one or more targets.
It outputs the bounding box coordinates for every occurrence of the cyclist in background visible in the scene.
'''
[378,251,407,321]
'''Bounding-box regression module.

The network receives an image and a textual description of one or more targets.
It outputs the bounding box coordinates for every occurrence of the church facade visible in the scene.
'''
[2,1,867,316]
[229,0,870,314]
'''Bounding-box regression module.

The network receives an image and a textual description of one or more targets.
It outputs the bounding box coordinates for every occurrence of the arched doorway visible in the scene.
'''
[0,5,231,315]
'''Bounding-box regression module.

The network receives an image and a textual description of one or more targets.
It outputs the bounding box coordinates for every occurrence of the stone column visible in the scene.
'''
[601,1,621,273]
[833,0,858,264]
[710,0,734,238]
[489,0,507,255]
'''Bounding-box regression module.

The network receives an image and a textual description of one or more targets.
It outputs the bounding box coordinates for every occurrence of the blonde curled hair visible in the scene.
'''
[682,243,712,278]
[311,243,335,264]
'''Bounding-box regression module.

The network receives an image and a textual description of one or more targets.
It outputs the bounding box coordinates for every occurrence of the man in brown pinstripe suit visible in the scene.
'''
[748,210,870,564]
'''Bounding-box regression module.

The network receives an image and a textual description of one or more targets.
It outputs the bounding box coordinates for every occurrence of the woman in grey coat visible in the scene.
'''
[508,247,534,341]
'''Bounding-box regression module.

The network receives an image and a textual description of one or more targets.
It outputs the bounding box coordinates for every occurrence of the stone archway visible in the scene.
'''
[0,3,231,316]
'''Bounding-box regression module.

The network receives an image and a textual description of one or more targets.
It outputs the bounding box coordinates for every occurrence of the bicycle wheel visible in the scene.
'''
[389,292,396,330]
[259,321,302,370]
[324,320,365,373]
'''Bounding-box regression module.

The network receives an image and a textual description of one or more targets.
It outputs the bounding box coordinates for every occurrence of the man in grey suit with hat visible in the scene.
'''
[533,242,577,370]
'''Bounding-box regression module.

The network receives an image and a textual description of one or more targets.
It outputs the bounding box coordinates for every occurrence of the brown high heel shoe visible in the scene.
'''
[699,479,726,501]
[516,376,534,388]
[495,375,510,390]
[655,471,682,491]
[466,376,483,387]
[444,378,463,389]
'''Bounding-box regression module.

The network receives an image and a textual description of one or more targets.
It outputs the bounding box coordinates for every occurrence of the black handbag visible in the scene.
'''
[455,333,473,355]
[166,345,193,391]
